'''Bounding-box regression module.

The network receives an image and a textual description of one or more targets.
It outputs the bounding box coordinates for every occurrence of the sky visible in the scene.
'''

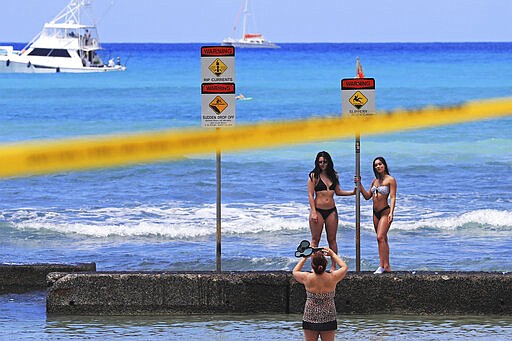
[1,0,512,44]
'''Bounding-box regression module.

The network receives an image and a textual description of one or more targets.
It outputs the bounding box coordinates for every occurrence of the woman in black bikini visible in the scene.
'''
[356,156,397,274]
[308,151,356,271]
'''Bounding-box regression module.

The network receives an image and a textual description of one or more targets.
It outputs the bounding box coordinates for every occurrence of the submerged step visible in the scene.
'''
[0,263,96,293]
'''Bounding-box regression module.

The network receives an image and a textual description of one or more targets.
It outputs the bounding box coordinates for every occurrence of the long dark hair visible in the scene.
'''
[309,151,339,186]
[373,156,390,180]
[311,252,327,274]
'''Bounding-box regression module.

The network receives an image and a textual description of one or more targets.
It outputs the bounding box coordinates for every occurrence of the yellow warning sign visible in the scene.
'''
[208,58,228,77]
[209,96,228,114]
[349,91,368,109]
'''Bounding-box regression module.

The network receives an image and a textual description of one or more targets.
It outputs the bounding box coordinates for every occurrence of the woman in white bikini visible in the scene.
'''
[356,156,397,274]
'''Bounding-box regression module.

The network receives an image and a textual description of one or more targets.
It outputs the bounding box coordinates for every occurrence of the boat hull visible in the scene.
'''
[0,57,126,73]
[222,41,280,49]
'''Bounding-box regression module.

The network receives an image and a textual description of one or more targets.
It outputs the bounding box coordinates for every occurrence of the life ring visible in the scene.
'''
[6,60,9,67]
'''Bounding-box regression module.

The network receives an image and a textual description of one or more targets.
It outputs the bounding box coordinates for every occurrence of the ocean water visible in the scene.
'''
[1,43,511,339]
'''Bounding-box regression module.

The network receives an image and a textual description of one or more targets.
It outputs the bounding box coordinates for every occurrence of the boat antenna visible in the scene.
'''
[95,0,116,26]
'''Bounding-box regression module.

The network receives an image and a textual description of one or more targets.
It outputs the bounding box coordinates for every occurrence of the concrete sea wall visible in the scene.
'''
[47,271,290,315]
[0,263,96,294]
[46,271,511,315]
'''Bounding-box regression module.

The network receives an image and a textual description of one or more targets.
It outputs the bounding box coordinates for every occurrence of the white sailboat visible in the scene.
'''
[222,0,279,49]
[0,0,126,73]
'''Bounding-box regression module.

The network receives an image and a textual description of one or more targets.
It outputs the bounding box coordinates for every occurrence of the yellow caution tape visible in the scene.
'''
[1,97,511,178]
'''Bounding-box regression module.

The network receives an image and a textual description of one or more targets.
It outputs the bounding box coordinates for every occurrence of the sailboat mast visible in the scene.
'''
[242,0,249,38]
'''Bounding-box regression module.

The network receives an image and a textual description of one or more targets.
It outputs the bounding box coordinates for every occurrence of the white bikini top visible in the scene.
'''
[371,185,389,195]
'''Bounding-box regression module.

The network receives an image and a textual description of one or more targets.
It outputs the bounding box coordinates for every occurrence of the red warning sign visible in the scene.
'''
[201,46,235,57]
[201,83,235,94]
[341,78,375,90]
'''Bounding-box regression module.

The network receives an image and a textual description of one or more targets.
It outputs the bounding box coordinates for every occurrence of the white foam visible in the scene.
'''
[7,204,511,238]
[390,209,512,232]
[8,202,312,238]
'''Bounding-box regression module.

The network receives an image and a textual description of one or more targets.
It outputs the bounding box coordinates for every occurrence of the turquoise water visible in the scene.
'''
[1,43,511,338]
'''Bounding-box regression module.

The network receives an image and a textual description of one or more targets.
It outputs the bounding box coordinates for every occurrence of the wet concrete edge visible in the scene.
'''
[0,263,96,294]
[45,271,511,315]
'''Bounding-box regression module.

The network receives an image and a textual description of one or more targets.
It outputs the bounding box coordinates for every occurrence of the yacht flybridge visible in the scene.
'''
[0,0,126,73]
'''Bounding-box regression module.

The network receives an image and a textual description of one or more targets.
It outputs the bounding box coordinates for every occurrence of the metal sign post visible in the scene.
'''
[355,135,361,271]
[216,132,222,273]
[341,76,375,272]
[201,46,236,273]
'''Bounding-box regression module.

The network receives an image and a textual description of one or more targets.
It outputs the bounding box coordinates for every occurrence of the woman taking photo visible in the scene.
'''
[293,247,348,341]
[357,156,397,274]
[308,151,355,271]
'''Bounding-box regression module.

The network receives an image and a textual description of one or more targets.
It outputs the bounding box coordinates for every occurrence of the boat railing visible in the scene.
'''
[80,38,100,50]
[0,46,14,56]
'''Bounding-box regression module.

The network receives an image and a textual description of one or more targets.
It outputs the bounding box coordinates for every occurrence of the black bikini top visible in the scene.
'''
[314,177,336,192]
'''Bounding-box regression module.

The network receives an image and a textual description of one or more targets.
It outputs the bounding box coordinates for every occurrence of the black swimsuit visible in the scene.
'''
[313,176,338,220]
[373,205,390,219]
[316,207,338,220]
[314,177,336,192]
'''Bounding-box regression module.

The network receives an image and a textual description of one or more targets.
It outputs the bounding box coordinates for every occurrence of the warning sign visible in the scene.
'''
[201,46,236,127]
[201,83,236,127]
[341,78,375,89]
[201,46,235,83]
[201,46,235,57]
[341,78,375,116]
[349,91,368,109]
[208,58,228,77]
[209,96,228,114]
[202,83,235,94]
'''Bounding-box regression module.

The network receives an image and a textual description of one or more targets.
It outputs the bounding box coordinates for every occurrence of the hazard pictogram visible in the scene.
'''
[208,58,228,77]
[209,96,228,114]
[349,91,368,109]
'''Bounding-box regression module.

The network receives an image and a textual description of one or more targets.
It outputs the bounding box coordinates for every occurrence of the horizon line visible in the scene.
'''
[2,40,512,45]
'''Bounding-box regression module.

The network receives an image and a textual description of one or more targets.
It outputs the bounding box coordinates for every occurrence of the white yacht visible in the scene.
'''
[0,0,126,73]
[222,0,279,49]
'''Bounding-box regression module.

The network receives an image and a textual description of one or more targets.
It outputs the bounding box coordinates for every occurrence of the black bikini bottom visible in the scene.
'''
[316,206,337,220]
[303,320,337,331]
[373,205,390,219]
